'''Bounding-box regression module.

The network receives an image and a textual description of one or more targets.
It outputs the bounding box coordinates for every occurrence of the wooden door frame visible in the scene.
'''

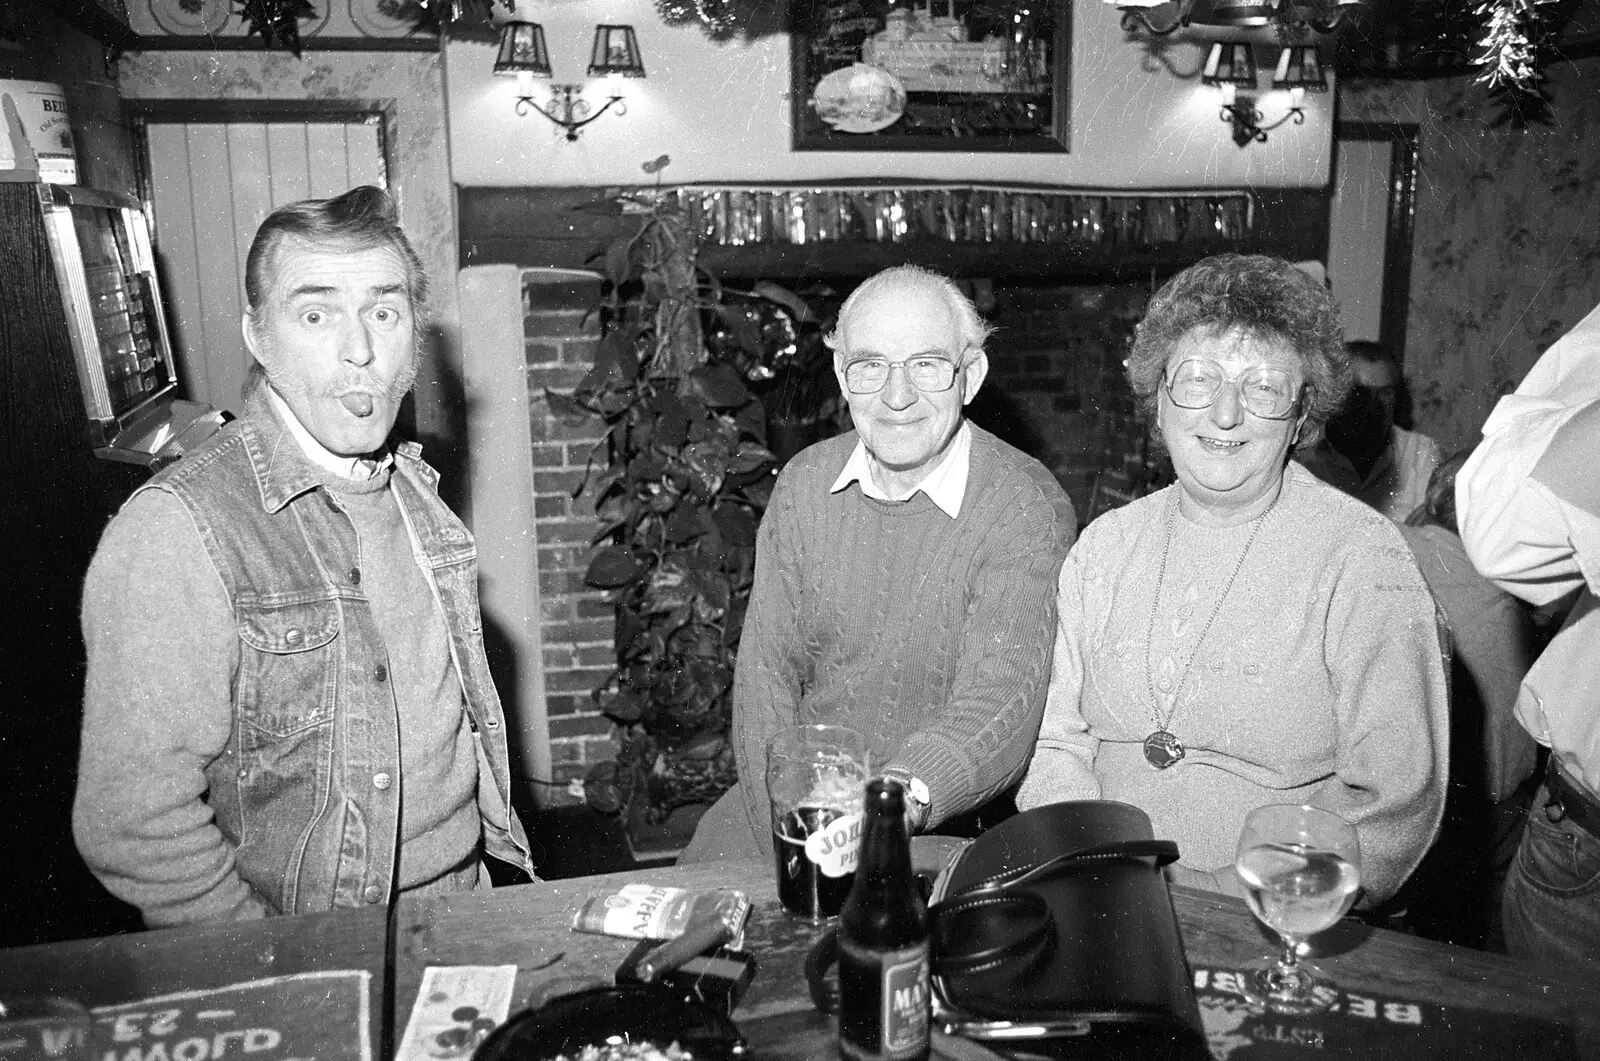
[125,99,397,230]
[1332,120,1421,362]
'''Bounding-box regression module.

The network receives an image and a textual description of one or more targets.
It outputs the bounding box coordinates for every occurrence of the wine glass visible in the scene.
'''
[1233,804,1361,1015]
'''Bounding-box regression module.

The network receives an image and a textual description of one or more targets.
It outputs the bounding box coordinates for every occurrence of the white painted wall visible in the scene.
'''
[444,0,1334,189]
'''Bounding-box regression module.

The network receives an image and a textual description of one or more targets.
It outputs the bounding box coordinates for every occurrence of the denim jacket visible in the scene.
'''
[135,389,534,914]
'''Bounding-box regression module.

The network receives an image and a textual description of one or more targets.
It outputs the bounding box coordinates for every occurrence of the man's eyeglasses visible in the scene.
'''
[1163,358,1300,420]
[843,355,963,395]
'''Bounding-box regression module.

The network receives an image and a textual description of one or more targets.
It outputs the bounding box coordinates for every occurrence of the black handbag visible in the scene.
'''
[926,800,1208,1059]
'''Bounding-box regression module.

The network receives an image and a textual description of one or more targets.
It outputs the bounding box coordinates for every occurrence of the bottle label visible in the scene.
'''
[804,811,863,878]
[839,940,930,1061]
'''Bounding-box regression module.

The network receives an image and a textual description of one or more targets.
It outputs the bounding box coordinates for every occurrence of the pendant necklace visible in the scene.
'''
[1141,490,1276,770]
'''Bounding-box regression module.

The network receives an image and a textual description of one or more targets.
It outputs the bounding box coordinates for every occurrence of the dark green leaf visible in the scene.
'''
[595,329,640,384]
[603,238,634,288]
[687,362,752,408]
[729,442,775,474]
[544,388,598,424]
[733,400,768,441]
[676,732,725,761]
[649,391,691,449]
[752,280,816,323]
[711,505,758,548]
[664,505,709,543]
[586,545,643,589]
[601,690,646,724]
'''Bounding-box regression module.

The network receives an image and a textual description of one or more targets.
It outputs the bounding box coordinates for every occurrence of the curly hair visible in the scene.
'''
[1126,254,1350,452]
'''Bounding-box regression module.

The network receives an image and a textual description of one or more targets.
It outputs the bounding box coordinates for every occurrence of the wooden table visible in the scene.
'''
[394,854,1600,1060]
[0,904,390,1056]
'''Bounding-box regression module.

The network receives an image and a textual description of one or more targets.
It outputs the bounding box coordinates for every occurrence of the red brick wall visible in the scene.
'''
[522,271,1162,791]
[523,270,615,804]
[975,280,1159,524]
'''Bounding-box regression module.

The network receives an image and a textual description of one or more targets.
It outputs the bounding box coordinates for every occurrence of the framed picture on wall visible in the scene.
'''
[791,1,1070,152]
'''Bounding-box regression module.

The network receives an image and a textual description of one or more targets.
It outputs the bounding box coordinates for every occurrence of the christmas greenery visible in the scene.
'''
[547,177,814,824]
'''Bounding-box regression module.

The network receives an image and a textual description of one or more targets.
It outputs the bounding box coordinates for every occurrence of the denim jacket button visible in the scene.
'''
[373,772,393,790]
[374,665,388,683]
[364,885,383,904]
[285,629,303,647]
[348,567,362,586]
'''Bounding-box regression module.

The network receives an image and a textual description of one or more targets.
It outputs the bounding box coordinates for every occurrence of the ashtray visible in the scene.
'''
[473,983,748,1061]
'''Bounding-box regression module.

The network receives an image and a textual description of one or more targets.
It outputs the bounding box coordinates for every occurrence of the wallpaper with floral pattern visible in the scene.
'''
[1341,55,1600,454]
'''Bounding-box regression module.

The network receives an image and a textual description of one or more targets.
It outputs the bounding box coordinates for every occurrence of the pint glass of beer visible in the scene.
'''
[767,724,870,922]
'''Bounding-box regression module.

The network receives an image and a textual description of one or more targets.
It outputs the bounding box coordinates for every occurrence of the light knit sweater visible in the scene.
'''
[679,425,1078,864]
[1017,463,1449,906]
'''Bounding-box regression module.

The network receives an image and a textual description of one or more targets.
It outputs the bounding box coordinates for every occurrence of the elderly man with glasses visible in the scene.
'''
[679,265,1077,863]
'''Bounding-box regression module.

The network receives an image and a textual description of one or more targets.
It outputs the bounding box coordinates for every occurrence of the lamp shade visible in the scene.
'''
[494,21,552,77]
[1273,44,1328,91]
[588,24,646,77]
[1202,41,1258,87]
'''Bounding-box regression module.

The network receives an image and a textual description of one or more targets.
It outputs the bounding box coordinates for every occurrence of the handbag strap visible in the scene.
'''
[929,838,1180,978]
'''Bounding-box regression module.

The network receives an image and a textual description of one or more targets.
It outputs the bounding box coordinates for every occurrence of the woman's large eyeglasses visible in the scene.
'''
[1163,358,1301,420]
[843,355,962,395]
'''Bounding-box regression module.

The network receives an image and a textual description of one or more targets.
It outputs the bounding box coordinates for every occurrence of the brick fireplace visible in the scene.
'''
[464,183,1327,803]
[522,271,1165,798]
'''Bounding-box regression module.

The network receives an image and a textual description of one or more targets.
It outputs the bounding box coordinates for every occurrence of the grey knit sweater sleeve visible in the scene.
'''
[73,489,269,926]
[731,427,1076,844]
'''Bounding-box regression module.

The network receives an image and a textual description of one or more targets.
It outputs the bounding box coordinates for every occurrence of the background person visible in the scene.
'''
[73,186,535,926]
[680,265,1077,863]
[1458,300,1600,969]
[1394,451,1541,948]
[1301,340,1442,520]
[1018,254,1449,908]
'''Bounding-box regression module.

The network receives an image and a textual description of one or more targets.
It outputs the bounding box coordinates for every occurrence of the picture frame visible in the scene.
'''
[791,1,1071,153]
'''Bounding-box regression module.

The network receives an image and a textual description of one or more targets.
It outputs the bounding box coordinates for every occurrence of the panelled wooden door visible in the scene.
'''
[134,106,389,416]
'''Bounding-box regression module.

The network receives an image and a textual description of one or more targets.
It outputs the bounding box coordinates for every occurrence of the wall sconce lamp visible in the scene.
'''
[1109,0,1363,37]
[1203,41,1319,146]
[494,22,646,141]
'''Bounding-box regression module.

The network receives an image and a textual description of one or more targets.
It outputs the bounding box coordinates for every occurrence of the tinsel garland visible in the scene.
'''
[614,186,1255,249]
[1474,0,1561,124]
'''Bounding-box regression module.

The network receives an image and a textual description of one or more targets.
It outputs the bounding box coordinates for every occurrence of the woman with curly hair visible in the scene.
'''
[1019,254,1449,909]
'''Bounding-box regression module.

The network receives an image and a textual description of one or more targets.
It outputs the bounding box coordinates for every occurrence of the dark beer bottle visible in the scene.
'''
[837,779,930,1061]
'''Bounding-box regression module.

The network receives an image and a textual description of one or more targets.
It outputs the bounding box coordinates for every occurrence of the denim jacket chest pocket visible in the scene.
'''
[237,598,341,738]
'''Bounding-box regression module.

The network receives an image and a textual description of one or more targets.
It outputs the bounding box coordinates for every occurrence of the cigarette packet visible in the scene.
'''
[572,884,750,948]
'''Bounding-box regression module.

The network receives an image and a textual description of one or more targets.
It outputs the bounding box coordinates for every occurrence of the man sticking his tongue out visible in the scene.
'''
[242,229,419,461]
[74,187,536,928]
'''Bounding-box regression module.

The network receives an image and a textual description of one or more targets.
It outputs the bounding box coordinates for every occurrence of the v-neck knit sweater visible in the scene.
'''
[680,424,1078,864]
[1018,463,1449,906]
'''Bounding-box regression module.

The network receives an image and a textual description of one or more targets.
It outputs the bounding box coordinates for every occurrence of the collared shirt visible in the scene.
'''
[1357,425,1441,521]
[267,387,391,481]
[1296,427,1441,522]
[829,420,972,517]
[1458,300,1600,802]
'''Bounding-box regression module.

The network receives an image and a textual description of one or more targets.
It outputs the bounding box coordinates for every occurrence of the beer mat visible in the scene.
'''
[1194,965,1577,1059]
[394,965,519,1061]
[88,971,371,1061]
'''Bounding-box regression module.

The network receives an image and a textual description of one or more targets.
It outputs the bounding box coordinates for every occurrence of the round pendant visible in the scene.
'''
[1143,730,1185,770]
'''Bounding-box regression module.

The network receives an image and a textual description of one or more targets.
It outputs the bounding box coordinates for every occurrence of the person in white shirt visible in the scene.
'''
[1457,300,1600,968]
[1302,342,1442,520]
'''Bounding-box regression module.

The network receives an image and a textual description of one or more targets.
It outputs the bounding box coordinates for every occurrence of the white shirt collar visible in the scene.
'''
[267,386,391,481]
[829,421,972,518]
